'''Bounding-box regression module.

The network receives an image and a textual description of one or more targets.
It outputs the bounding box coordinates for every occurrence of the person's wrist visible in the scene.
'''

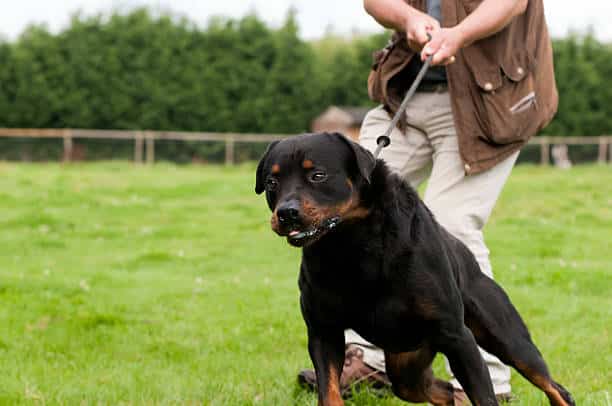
[451,24,470,49]
[400,5,419,32]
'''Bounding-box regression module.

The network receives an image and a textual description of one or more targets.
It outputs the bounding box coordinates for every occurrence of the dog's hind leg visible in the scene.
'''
[385,345,455,406]
[434,322,499,405]
[463,276,575,406]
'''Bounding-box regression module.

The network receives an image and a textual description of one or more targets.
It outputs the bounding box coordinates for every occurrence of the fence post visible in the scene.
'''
[598,138,608,164]
[225,135,235,166]
[134,132,144,164]
[146,132,155,164]
[62,129,73,163]
[540,138,550,166]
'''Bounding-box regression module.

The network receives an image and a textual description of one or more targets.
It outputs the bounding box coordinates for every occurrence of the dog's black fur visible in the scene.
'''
[255,132,574,406]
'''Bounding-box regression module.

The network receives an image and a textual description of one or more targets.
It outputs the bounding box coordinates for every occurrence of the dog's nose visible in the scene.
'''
[277,201,301,225]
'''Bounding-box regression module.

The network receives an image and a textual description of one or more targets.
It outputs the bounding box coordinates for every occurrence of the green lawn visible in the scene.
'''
[0,162,610,405]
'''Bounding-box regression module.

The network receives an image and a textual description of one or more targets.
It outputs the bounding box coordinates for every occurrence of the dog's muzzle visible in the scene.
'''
[286,216,342,247]
[277,201,301,228]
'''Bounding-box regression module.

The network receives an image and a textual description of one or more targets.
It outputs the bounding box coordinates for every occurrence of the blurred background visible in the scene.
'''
[0,2,610,405]
[0,0,611,165]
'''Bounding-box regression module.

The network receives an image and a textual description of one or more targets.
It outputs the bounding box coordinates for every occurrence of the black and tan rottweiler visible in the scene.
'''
[255,132,574,406]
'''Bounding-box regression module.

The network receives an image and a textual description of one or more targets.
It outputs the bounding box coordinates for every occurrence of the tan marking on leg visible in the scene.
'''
[325,367,344,406]
[386,350,453,405]
[544,383,570,406]
[515,362,570,406]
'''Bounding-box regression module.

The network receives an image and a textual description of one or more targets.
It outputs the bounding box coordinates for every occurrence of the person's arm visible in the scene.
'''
[363,0,440,52]
[363,0,415,30]
[456,0,528,46]
[423,0,528,65]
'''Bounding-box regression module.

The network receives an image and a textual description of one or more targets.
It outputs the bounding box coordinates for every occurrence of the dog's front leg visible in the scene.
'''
[307,327,345,406]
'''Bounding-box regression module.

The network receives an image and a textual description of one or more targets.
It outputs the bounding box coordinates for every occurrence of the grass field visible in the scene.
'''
[0,162,610,405]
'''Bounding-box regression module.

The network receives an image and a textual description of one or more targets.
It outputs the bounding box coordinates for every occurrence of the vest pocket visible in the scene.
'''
[470,51,538,144]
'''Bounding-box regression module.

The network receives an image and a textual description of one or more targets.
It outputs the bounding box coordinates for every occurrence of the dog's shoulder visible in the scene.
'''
[366,160,435,239]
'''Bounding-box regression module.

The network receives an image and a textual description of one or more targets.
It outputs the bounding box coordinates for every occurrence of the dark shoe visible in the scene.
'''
[453,389,516,405]
[297,345,391,396]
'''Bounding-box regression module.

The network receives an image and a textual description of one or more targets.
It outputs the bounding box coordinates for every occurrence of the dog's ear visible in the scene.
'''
[331,133,376,184]
[255,141,280,195]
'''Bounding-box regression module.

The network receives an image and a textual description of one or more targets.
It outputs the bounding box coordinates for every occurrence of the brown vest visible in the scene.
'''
[368,0,558,174]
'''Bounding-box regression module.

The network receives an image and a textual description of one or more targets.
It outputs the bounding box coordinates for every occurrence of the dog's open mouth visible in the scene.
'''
[286,217,341,247]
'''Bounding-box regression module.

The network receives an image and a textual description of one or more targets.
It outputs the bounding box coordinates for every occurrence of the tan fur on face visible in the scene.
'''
[302,159,314,169]
[271,164,280,175]
[300,179,370,228]
[270,210,280,234]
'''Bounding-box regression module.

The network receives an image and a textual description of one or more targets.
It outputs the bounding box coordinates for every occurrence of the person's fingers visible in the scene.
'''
[421,35,442,61]
[431,45,454,65]
[420,20,440,44]
[413,24,430,46]
[435,55,456,66]
[407,14,440,46]
[429,19,441,32]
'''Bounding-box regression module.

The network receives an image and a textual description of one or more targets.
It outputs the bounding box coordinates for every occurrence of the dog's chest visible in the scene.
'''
[302,281,429,352]
[302,238,431,351]
[350,296,429,353]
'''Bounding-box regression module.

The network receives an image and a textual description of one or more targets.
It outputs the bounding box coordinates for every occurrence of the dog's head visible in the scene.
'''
[255,132,376,247]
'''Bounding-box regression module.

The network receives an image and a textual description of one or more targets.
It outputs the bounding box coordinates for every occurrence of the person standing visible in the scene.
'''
[298,0,558,403]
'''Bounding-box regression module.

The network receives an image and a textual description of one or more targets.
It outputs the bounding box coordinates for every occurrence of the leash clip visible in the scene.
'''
[374,34,435,160]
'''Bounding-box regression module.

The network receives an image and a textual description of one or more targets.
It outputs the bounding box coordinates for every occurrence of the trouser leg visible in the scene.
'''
[422,92,518,394]
[351,94,517,395]
[348,104,433,371]
[424,135,518,394]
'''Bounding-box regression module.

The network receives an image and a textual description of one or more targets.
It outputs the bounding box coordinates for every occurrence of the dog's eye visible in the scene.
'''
[265,177,279,191]
[310,171,328,183]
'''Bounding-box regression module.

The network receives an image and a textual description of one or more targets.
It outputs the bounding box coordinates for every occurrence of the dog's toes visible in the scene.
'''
[555,382,575,406]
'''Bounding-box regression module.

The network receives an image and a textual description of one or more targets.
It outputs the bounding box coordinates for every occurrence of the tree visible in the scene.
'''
[0,10,610,162]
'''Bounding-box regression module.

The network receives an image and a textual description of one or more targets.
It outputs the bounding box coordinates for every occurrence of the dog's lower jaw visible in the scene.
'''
[287,230,315,247]
[285,217,342,248]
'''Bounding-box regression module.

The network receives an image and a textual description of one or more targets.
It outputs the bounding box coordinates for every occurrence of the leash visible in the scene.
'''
[295,44,436,241]
[311,53,432,239]
[373,52,434,159]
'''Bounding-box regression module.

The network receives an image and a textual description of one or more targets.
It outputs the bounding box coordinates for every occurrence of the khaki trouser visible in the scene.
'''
[346,90,518,395]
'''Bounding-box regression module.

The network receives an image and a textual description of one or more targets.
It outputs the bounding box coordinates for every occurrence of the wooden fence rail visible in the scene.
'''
[0,128,610,166]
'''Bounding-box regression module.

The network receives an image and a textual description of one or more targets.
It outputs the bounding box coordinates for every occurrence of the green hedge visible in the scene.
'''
[0,9,609,161]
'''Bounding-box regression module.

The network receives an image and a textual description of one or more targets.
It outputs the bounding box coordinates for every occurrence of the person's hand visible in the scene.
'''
[404,10,440,53]
[421,27,466,65]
